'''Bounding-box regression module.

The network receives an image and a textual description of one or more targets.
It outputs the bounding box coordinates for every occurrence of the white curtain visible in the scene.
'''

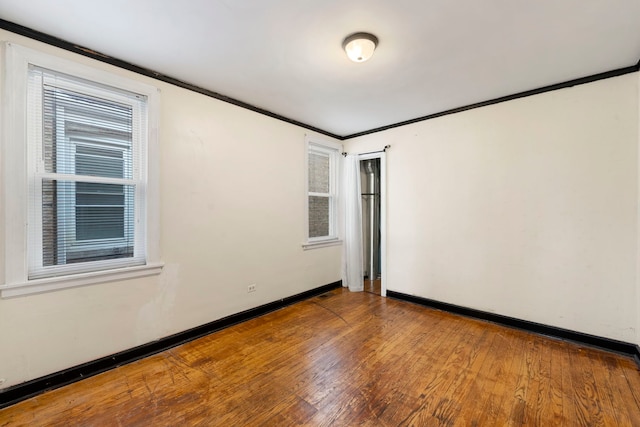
[340,154,364,292]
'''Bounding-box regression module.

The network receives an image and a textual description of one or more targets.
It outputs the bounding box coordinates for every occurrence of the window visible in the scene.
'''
[304,138,341,249]
[32,69,139,275]
[1,43,162,297]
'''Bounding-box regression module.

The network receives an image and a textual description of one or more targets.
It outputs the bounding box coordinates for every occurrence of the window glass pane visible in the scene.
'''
[309,196,330,238]
[44,86,133,134]
[76,193,124,206]
[76,207,124,240]
[42,179,135,266]
[37,77,137,269]
[308,152,330,193]
[76,182,125,194]
[76,152,124,178]
[43,84,133,178]
[76,183,124,206]
[76,182,126,241]
[75,144,126,178]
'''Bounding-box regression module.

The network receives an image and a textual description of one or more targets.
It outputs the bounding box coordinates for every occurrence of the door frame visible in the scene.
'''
[358,151,387,297]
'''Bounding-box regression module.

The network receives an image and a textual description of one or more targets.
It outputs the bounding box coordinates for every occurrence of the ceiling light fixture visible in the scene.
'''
[342,32,378,63]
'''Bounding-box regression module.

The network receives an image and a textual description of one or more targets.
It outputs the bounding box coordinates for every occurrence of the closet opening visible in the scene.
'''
[360,157,382,295]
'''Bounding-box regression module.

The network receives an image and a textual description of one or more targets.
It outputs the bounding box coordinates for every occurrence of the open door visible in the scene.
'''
[359,152,386,297]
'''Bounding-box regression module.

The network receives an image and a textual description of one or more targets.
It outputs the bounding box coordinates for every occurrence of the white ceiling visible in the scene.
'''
[0,0,639,137]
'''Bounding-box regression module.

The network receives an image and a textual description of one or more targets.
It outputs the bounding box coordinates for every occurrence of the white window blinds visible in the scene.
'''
[27,66,148,279]
[308,151,331,238]
[307,141,339,242]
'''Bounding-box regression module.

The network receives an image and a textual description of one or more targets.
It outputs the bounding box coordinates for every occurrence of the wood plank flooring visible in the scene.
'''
[1,288,640,426]
[363,278,381,295]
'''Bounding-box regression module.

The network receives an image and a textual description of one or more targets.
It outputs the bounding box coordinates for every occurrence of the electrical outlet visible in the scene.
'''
[248,284,256,293]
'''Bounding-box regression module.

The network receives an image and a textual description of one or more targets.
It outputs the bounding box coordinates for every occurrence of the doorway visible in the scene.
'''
[359,154,385,296]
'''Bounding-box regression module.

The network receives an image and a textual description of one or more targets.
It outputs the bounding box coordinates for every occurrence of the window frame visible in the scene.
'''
[303,137,342,250]
[1,42,163,298]
[32,70,139,273]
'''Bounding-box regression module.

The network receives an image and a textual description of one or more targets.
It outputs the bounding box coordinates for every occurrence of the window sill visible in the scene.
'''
[0,262,164,298]
[302,239,343,251]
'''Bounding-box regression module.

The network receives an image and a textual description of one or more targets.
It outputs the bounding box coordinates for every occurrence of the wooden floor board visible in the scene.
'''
[472,328,517,425]
[469,328,524,426]
[1,288,639,426]
[593,355,631,426]
[603,353,640,426]
[537,339,564,425]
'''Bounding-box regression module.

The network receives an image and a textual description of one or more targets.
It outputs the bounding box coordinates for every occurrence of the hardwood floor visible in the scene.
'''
[1,288,639,426]
[364,278,381,295]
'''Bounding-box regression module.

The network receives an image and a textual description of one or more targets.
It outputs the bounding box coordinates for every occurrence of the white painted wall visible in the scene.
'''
[0,30,342,389]
[346,73,639,344]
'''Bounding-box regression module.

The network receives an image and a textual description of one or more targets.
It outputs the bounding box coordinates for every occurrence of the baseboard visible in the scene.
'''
[0,281,341,409]
[387,290,640,366]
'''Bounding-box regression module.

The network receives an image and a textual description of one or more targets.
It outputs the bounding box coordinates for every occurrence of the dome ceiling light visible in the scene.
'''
[342,32,378,63]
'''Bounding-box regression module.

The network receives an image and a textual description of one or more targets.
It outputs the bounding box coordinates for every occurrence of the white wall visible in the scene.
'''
[0,30,342,389]
[346,73,639,344]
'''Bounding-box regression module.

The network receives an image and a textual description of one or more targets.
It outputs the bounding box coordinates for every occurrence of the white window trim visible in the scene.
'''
[303,136,342,250]
[1,42,163,298]
[302,238,342,251]
[0,262,164,298]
